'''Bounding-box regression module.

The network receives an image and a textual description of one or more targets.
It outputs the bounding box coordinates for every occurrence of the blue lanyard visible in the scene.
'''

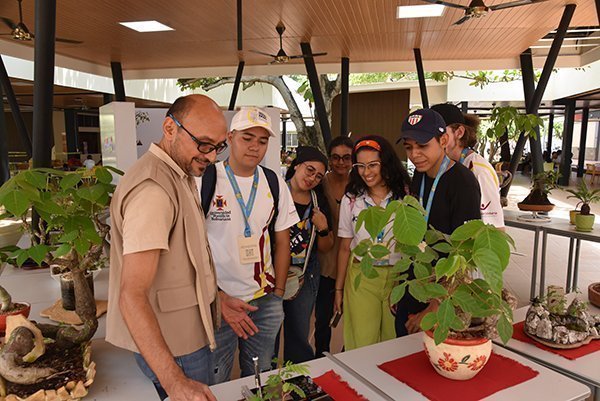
[364,196,391,243]
[224,160,259,238]
[459,148,471,164]
[420,156,451,224]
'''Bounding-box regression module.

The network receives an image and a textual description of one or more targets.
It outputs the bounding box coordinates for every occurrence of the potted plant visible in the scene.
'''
[565,180,600,232]
[517,170,559,213]
[246,360,310,401]
[0,166,119,400]
[353,196,514,380]
[0,167,118,308]
[0,285,30,335]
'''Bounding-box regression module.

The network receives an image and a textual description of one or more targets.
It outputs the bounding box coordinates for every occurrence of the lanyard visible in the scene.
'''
[287,181,313,231]
[420,156,451,224]
[364,196,391,243]
[224,159,259,238]
[459,148,471,164]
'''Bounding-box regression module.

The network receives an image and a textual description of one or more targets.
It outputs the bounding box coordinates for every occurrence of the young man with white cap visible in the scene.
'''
[199,106,299,383]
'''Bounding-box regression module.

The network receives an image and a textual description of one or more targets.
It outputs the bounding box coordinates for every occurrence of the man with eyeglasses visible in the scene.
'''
[199,106,299,383]
[107,95,227,401]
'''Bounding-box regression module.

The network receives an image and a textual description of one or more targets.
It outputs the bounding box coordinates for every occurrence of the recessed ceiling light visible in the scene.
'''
[397,5,445,19]
[119,20,174,32]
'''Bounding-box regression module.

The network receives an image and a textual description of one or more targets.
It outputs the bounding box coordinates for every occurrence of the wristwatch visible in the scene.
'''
[317,228,330,237]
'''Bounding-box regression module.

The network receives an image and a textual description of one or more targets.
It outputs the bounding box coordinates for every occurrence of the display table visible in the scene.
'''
[211,332,590,401]
[504,210,600,299]
[495,296,600,400]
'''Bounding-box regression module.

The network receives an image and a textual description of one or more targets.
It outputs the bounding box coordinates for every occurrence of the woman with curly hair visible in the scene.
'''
[334,135,411,350]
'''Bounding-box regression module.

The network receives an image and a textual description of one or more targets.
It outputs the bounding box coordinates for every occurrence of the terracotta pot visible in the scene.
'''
[517,203,554,212]
[423,330,492,381]
[589,283,600,308]
[575,213,595,232]
[0,302,31,335]
[569,210,579,225]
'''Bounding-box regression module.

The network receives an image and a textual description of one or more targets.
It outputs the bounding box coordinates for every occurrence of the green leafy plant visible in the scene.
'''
[566,180,600,215]
[247,360,310,401]
[352,196,514,345]
[0,167,121,271]
[485,106,543,142]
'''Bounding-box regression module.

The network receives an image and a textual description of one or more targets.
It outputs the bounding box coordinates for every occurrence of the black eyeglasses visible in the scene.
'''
[168,114,228,154]
[302,163,325,182]
[330,154,352,163]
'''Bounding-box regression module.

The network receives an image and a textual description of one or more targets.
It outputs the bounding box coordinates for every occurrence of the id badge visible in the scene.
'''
[373,258,390,266]
[238,236,261,264]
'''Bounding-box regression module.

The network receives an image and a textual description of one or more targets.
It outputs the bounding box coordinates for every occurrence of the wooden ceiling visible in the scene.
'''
[0,0,597,74]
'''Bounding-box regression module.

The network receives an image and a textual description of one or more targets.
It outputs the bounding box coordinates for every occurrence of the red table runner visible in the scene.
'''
[512,321,600,360]
[312,370,368,401]
[378,351,538,401]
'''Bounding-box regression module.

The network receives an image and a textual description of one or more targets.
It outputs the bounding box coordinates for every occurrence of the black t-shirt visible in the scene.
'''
[410,162,481,235]
[290,189,332,265]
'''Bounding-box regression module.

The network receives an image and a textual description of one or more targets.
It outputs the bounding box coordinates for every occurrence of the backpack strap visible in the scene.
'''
[200,164,217,216]
[260,166,280,253]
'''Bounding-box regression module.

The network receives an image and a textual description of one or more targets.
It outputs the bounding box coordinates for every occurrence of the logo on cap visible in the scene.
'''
[408,115,422,125]
[248,109,269,126]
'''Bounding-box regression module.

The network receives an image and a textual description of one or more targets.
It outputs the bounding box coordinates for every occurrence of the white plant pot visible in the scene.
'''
[423,330,492,380]
[0,219,23,248]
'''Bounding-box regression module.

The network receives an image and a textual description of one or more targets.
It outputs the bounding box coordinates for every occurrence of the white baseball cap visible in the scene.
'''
[230,106,275,137]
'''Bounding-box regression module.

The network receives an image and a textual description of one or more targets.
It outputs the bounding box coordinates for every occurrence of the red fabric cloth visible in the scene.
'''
[512,321,600,360]
[312,370,368,401]
[378,351,538,401]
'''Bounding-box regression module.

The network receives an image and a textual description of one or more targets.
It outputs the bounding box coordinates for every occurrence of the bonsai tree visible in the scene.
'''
[519,170,559,207]
[0,166,120,396]
[566,180,600,216]
[353,196,514,345]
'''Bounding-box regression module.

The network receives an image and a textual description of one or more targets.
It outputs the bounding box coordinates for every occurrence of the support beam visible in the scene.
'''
[228,61,245,111]
[529,4,576,112]
[520,49,543,175]
[499,130,511,162]
[0,56,32,158]
[546,113,554,154]
[103,93,113,104]
[413,48,429,108]
[460,101,468,113]
[32,0,56,168]
[237,0,243,51]
[64,109,78,155]
[500,134,528,198]
[0,84,9,185]
[596,0,600,26]
[576,107,590,177]
[110,61,126,102]
[341,57,350,137]
[282,119,287,150]
[301,42,332,146]
[559,100,576,186]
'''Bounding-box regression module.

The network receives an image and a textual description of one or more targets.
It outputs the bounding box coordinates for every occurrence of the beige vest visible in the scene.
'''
[106,150,220,356]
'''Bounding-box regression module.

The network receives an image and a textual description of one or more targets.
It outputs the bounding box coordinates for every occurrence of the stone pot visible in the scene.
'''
[0,302,31,335]
[569,210,579,225]
[423,330,492,381]
[575,213,595,232]
[589,283,600,308]
[60,272,95,311]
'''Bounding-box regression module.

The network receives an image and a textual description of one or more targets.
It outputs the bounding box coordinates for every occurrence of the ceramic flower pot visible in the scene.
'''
[569,210,579,225]
[575,213,595,232]
[0,302,31,335]
[423,330,492,380]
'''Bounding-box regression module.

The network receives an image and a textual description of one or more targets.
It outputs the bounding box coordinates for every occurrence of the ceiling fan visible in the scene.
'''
[421,0,547,25]
[249,23,327,64]
[0,0,82,44]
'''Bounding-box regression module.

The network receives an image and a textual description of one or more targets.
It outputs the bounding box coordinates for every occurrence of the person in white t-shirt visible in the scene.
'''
[199,107,299,383]
[432,103,505,229]
[334,135,411,350]
[83,155,96,170]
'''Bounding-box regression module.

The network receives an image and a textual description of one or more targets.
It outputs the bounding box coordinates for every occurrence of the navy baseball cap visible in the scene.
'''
[398,109,447,144]
[431,103,465,125]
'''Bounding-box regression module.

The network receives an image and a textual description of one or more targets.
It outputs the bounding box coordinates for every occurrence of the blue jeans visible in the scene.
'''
[134,345,213,401]
[211,292,284,384]
[281,257,320,363]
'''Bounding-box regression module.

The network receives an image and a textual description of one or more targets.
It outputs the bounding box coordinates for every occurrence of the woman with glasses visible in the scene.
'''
[315,136,354,357]
[334,135,411,350]
[281,146,334,362]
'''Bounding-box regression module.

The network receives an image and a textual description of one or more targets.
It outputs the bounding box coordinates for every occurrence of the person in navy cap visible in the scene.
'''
[395,108,481,337]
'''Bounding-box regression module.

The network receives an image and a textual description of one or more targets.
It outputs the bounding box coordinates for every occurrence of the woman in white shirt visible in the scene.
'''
[334,135,411,350]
